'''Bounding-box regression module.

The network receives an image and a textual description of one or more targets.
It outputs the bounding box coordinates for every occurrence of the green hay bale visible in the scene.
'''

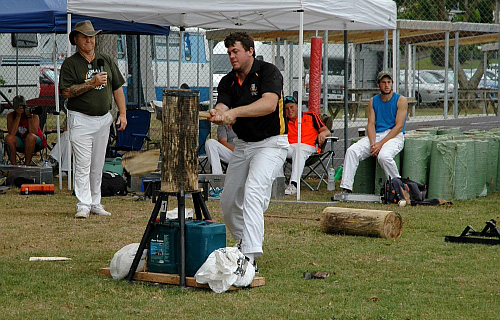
[401,136,432,185]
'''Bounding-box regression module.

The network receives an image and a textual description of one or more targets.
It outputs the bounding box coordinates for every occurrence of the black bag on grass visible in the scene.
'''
[101,171,127,197]
[382,177,451,206]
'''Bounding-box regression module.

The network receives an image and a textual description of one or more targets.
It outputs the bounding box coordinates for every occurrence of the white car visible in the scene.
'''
[399,71,453,104]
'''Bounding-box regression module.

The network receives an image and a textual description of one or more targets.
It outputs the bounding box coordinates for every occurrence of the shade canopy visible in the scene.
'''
[67,0,397,31]
[0,0,169,34]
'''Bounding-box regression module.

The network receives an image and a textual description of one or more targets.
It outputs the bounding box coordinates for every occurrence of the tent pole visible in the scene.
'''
[323,30,328,114]
[67,13,72,190]
[296,10,304,201]
[209,39,214,108]
[343,30,348,156]
[178,27,184,88]
[444,30,450,119]
[453,31,459,119]
[166,34,170,89]
[383,30,388,70]
[53,33,62,189]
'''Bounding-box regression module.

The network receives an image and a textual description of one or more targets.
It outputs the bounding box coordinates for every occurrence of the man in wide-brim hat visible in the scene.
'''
[59,20,128,219]
[69,20,102,45]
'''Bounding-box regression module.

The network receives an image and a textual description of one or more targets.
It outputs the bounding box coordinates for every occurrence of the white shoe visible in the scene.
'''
[90,205,111,216]
[75,207,90,219]
[284,184,297,195]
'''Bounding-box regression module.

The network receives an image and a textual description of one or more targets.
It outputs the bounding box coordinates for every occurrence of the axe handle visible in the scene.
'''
[199,112,211,119]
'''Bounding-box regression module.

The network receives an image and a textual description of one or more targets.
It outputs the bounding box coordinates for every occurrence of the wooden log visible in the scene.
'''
[320,207,402,238]
[161,89,199,192]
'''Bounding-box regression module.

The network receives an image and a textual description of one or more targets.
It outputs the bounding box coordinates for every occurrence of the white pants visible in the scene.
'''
[340,130,404,191]
[68,110,113,211]
[221,135,288,257]
[205,139,233,174]
[286,143,317,184]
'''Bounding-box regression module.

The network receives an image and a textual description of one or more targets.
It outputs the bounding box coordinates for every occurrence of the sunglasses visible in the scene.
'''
[284,96,297,104]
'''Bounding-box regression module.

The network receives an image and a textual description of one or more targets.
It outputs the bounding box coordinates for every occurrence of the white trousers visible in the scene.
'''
[340,130,404,191]
[286,143,317,184]
[205,139,233,174]
[221,135,288,257]
[68,110,113,211]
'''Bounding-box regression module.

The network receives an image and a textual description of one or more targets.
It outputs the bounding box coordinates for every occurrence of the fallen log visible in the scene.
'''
[320,207,402,239]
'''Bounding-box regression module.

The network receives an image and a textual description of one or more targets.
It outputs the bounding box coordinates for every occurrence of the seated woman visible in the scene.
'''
[5,95,47,166]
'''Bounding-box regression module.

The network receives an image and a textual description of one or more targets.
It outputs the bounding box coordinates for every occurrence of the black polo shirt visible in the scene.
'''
[216,59,287,142]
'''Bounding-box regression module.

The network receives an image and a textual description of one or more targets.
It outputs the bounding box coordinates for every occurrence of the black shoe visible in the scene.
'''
[245,256,259,274]
[342,188,352,193]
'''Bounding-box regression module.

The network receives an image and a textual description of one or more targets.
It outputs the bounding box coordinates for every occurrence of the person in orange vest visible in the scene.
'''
[284,96,331,195]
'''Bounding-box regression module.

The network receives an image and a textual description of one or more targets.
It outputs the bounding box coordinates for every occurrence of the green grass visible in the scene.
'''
[0,180,498,320]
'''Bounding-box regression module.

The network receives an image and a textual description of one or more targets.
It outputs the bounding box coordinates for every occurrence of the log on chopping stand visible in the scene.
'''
[161,89,200,193]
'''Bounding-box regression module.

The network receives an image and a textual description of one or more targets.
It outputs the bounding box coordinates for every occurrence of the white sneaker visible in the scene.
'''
[90,205,111,216]
[285,184,297,195]
[75,207,90,219]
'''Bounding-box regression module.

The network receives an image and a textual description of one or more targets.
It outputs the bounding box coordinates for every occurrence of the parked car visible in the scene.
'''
[464,69,498,89]
[26,67,64,113]
[399,70,453,104]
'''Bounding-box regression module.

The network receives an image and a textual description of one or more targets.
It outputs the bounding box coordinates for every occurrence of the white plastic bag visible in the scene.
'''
[195,247,255,293]
[166,207,194,219]
[110,243,147,280]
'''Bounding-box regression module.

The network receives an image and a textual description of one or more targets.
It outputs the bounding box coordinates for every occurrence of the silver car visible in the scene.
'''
[399,70,454,104]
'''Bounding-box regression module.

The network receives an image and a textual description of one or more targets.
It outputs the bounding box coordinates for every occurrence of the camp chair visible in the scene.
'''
[109,109,152,155]
[285,135,339,191]
[198,118,212,173]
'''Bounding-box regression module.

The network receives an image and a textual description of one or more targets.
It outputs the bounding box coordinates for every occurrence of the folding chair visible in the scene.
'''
[285,135,339,191]
[109,109,151,154]
[198,118,211,173]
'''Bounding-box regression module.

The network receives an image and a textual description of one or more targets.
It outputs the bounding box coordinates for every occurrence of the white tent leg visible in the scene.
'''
[296,10,304,201]
[53,33,62,189]
[67,13,72,190]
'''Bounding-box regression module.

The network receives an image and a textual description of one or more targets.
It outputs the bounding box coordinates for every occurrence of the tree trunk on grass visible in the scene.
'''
[320,207,402,239]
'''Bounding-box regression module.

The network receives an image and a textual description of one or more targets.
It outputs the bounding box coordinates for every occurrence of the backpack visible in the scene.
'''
[382,177,452,206]
[101,171,127,197]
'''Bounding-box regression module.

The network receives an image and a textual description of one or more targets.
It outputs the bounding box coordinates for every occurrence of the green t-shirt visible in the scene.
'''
[59,52,125,116]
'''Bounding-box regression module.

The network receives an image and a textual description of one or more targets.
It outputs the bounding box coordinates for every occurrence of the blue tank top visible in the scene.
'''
[372,92,406,133]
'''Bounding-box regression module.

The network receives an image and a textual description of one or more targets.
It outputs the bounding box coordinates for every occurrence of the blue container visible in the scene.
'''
[148,221,180,274]
[185,220,226,276]
[148,220,226,276]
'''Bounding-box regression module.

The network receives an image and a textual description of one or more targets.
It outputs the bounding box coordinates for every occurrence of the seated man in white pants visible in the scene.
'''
[204,124,236,174]
[339,70,408,194]
[284,96,331,195]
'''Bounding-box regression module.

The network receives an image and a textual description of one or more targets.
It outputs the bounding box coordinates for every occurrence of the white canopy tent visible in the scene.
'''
[67,0,397,199]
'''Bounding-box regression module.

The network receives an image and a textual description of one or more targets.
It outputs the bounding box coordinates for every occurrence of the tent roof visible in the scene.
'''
[0,0,169,34]
[67,0,397,31]
[219,19,499,48]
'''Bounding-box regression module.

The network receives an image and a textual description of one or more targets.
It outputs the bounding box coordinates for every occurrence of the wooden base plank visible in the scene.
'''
[99,267,265,290]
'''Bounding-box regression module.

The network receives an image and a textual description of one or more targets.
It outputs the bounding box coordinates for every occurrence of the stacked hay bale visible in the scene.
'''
[345,126,500,200]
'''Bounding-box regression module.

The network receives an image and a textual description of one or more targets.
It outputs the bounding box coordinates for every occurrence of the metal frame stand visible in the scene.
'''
[125,187,212,287]
[445,219,500,245]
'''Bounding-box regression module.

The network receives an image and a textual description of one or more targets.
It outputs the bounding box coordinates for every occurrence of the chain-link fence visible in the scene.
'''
[1,1,499,169]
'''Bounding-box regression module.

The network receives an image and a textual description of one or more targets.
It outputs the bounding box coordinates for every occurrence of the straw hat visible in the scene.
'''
[69,20,102,45]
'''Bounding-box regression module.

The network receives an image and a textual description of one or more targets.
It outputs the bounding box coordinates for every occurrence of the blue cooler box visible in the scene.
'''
[148,219,226,276]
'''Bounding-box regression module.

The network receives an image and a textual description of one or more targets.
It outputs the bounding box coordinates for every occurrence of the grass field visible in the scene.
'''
[0,179,498,320]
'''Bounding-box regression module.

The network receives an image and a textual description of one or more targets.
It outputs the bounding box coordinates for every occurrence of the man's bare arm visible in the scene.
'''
[61,72,107,99]
[61,79,95,99]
